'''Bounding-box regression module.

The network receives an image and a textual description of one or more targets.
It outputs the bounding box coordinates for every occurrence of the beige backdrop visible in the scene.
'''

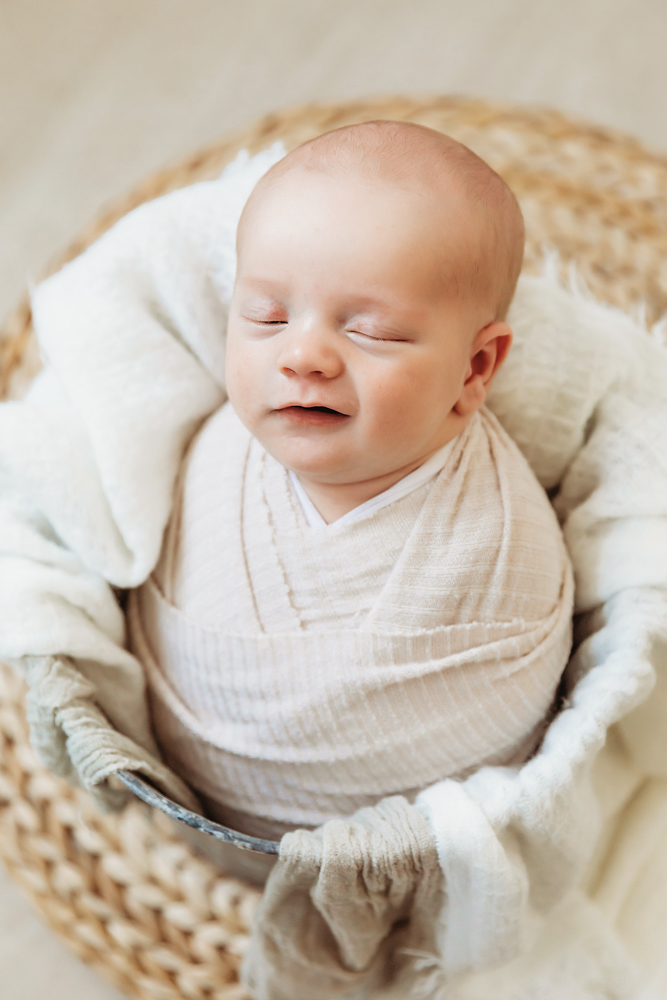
[2,1,667,997]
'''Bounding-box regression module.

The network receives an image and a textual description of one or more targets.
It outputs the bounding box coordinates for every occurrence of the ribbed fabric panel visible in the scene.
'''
[262,444,436,631]
[127,403,574,832]
[129,578,570,828]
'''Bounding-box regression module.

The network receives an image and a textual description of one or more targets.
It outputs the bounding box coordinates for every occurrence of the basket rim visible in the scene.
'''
[117,770,280,855]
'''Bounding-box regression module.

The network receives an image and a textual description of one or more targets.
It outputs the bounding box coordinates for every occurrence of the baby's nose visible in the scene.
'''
[279,327,343,379]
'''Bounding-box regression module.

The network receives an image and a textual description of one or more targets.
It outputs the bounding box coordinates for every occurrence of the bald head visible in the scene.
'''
[239,120,525,320]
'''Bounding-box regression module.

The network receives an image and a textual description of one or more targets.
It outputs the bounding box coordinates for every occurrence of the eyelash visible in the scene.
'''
[349,330,406,343]
[353,333,386,342]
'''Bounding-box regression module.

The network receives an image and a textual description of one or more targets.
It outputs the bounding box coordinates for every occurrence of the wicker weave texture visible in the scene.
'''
[0,661,259,1000]
[1,96,667,999]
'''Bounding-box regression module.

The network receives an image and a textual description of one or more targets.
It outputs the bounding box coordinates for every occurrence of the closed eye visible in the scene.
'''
[348,329,411,343]
[242,316,287,326]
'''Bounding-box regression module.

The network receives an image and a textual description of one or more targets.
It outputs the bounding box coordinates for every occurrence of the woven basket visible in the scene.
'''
[2,96,667,1000]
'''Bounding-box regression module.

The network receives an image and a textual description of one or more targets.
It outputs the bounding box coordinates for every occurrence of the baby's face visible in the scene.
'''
[226,168,489,486]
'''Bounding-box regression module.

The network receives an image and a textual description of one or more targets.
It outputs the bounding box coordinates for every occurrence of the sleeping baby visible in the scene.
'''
[127,121,574,841]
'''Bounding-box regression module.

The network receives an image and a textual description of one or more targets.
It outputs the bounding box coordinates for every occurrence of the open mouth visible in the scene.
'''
[276,404,349,425]
[299,405,343,415]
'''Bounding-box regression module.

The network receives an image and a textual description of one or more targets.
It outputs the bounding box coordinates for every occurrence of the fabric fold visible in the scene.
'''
[242,796,443,1000]
[17,654,200,810]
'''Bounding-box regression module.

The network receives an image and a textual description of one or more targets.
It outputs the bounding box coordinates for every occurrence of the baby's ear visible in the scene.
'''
[454,322,512,417]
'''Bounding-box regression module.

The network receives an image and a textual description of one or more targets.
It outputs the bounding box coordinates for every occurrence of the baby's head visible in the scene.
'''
[226,121,524,491]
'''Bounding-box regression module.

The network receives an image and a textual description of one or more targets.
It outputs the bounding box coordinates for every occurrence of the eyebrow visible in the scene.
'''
[239,279,398,308]
[236,277,290,295]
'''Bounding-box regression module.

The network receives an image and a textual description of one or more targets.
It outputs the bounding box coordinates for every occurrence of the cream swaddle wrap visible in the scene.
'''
[128,400,573,838]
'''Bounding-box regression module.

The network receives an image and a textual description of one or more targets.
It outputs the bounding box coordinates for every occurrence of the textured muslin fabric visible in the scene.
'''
[127,401,573,834]
[0,147,666,996]
[242,796,444,1000]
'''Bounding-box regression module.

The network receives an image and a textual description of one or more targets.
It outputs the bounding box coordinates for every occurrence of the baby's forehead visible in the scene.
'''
[239,166,475,292]
[239,122,524,319]
[240,162,484,270]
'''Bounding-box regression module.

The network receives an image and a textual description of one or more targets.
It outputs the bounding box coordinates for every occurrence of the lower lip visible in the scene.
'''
[274,406,349,427]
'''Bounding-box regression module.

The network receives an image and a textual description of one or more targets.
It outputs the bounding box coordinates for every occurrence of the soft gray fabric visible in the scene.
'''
[17,653,199,810]
[242,797,443,1000]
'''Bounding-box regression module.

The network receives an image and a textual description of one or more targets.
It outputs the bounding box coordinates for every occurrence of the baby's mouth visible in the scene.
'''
[275,404,350,427]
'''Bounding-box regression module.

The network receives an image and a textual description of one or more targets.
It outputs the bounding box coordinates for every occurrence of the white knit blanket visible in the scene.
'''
[1,146,667,997]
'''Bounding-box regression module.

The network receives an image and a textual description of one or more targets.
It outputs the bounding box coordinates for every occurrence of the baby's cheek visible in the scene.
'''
[375,367,421,420]
[227,339,258,394]
[373,363,449,444]
[367,382,419,451]
[226,363,254,423]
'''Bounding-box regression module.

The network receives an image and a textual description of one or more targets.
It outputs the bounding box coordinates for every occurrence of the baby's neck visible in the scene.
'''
[293,454,437,525]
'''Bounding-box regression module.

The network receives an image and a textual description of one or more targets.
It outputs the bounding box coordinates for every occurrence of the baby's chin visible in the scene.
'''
[261,438,367,483]
[273,453,359,484]
[265,439,414,487]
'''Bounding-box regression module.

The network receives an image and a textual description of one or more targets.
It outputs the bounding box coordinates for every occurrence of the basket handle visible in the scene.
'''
[117,770,280,855]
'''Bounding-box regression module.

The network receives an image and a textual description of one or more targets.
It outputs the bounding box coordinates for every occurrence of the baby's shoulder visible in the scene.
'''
[181,400,250,477]
[443,407,566,565]
[473,406,557,510]
[170,401,253,525]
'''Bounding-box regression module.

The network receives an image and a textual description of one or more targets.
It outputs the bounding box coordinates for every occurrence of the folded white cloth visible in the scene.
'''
[0,146,666,996]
